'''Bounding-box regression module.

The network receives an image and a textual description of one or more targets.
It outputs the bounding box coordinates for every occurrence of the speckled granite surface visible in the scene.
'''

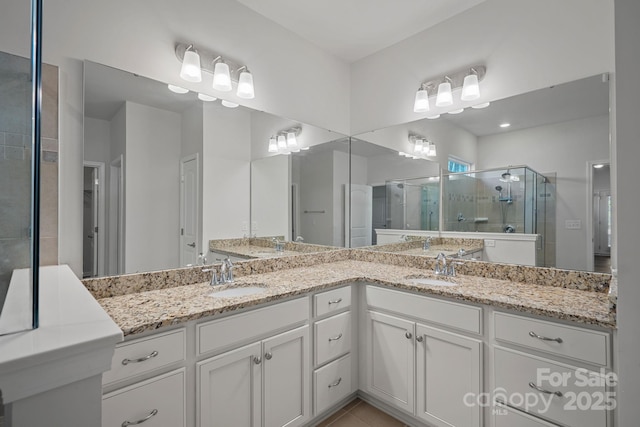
[209,237,337,259]
[362,237,483,255]
[95,258,615,336]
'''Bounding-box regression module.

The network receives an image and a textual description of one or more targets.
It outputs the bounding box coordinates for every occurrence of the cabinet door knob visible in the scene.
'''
[416,335,424,342]
[121,409,158,426]
[405,332,413,339]
[264,352,273,360]
[529,331,563,343]
[253,356,262,364]
[121,351,159,365]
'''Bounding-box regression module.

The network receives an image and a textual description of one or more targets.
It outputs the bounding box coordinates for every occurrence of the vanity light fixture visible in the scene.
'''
[436,77,453,107]
[168,84,189,94]
[426,142,437,157]
[270,126,302,154]
[197,93,217,102]
[414,65,486,113]
[414,138,424,153]
[179,45,202,82]
[409,134,437,159]
[175,43,256,99]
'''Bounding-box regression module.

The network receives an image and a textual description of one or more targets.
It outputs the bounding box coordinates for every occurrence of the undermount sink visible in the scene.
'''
[208,285,267,298]
[405,277,458,287]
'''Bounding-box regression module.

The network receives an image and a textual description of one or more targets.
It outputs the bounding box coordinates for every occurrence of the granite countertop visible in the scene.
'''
[395,246,483,257]
[96,260,615,337]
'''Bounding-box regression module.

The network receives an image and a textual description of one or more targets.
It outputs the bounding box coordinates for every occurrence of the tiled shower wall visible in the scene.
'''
[0,51,58,310]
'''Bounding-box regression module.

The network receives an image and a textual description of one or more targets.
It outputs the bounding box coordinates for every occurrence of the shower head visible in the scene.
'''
[500,171,511,182]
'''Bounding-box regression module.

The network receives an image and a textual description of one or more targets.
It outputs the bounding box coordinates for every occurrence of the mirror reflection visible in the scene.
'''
[83,61,345,278]
[353,74,610,272]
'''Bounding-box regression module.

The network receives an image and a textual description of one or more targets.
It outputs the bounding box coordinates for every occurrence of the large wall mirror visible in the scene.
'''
[353,74,611,273]
[83,61,347,278]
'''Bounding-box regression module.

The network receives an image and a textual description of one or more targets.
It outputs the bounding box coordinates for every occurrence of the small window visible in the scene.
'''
[448,157,471,173]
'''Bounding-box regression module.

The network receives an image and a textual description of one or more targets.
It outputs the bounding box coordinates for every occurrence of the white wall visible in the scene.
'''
[476,115,609,271]
[614,0,640,423]
[333,151,349,246]
[202,103,251,245]
[296,151,334,246]
[251,155,290,238]
[181,104,204,255]
[124,102,181,274]
[351,0,615,134]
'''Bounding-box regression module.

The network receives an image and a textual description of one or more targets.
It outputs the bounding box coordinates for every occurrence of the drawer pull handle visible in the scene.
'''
[416,335,424,342]
[121,409,158,426]
[253,356,262,364]
[328,298,343,305]
[405,332,413,339]
[529,331,563,343]
[264,352,273,360]
[528,382,563,397]
[328,377,342,388]
[328,333,343,342]
[121,351,159,365]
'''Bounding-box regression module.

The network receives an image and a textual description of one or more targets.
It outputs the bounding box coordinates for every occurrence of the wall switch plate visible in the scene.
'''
[485,239,496,247]
[565,219,582,230]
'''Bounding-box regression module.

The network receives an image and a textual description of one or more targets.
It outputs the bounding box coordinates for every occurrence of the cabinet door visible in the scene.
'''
[263,325,310,427]
[197,342,262,427]
[364,310,415,413]
[416,324,482,427]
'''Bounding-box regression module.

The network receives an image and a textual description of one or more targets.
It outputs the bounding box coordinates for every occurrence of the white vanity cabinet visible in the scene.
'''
[196,297,310,427]
[363,285,483,427]
[491,311,613,427]
[312,286,356,415]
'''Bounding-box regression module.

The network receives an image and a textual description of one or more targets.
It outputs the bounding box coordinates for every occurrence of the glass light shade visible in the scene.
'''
[435,82,453,107]
[427,143,437,157]
[236,70,255,99]
[413,89,430,113]
[197,93,217,102]
[268,137,278,153]
[168,84,189,94]
[212,62,232,91]
[461,74,480,101]
[221,100,239,108]
[286,132,298,147]
[180,50,202,83]
[277,135,287,149]
[414,139,424,153]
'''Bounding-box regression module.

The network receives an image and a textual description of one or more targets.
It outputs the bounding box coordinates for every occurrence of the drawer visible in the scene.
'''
[494,347,608,427]
[494,312,610,366]
[314,286,351,317]
[198,297,309,355]
[366,285,481,334]
[314,354,352,415]
[494,403,560,427]
[103,368,186,427]
[103,328,186,385]
[315,311,351,366]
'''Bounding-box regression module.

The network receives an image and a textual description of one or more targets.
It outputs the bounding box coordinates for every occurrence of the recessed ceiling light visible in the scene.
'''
[472,102,490,109]
[426,114,440,120]
[448,108,464,115]
[168,84,188,94]
[197,93,217,102]
[499,123,511,128]
[593,164,605,169]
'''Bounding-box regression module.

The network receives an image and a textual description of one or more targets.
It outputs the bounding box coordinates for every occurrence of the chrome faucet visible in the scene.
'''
[423,237,432,250]
[223,256,234,283]
[434,252,448,275]
[202,264,220,286]
[272,237,285,252]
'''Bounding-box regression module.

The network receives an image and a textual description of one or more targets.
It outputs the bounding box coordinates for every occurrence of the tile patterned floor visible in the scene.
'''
[314,398,409,427]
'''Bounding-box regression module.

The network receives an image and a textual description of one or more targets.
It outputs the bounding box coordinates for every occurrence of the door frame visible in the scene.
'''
[180,153,200,266]
[586,160,610,272]
[109,155,125,275]
[83,161,106,277]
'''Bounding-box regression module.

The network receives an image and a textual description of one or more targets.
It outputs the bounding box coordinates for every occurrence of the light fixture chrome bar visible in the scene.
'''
[175,42,246,82]
[419,65,486,95]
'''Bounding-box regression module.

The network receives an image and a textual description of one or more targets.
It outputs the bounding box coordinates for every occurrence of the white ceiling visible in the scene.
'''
[233,0,486,62]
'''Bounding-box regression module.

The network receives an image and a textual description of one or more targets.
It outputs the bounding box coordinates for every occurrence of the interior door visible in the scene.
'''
[348,184,373,248]
[180,155,199,266]
[371,186,387,245]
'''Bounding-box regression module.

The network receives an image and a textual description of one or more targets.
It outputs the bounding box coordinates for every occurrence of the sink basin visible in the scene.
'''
[405,277,458,287]
[209,286,267,298]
